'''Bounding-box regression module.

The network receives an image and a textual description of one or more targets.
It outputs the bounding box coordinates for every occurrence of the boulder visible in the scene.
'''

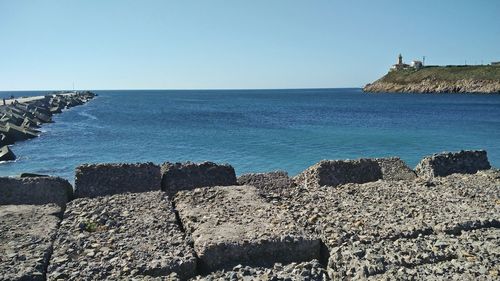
[161,161,236,196]
[48,191,196,280]
[415,150,491,179]
[175,185,321,272]
[75,162,161,198]
[0,145,16,161]
[0,176,73,207]
[0,204,63,281]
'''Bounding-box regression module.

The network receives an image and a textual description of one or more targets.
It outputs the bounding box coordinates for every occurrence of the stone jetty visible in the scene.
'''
[0,91,96,162]
[0,150,498,280]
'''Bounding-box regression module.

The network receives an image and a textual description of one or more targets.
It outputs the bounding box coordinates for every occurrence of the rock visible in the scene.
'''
[415,150,491,180]
[174,185,321,272]
[0,145,16,161]
[74,162,161,198]
[20,173,50,178]
[161,161,236,196]
[0,176,73,207]
[47,191,196,280]
[0,204,62,281]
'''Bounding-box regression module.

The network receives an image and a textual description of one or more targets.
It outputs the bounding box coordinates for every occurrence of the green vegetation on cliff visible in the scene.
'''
[381,65,500,83]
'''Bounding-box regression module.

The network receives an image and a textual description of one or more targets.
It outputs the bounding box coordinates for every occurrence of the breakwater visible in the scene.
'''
[0,91,96,162]
[1,150,498,280]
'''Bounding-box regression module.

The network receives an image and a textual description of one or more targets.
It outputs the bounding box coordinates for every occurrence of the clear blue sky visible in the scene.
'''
[0,0,499,90]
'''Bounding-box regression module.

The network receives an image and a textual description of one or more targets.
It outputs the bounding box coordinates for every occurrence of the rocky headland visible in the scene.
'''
[0,150,498,280]
[0,91,96,162]
[364,65,500,93]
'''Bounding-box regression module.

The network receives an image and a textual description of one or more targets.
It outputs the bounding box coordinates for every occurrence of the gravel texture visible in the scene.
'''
[47,191,196,280]
[329,228,500,280]
[415,150,491,180]
[174,185,321,273]
[0,204,62,281]
[190,260,328,281]
[161,161,236,196]
[262,169,499,279]
[74,163,161,198]
[0,176,73,207]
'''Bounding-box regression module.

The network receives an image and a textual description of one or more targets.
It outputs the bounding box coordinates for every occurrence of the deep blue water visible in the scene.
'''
[1,88,500,181]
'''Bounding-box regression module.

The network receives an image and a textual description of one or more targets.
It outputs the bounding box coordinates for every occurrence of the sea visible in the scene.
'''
[1,88,500,181]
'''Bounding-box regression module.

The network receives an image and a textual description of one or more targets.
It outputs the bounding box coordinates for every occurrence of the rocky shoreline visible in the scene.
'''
[0,91,96,162]
[0,150,498,280]
[363,78,500,94]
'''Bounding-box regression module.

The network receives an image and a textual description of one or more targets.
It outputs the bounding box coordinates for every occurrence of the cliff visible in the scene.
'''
[364,65,500,93]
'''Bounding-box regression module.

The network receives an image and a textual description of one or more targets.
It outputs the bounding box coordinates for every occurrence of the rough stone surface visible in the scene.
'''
[190,260,328,280]
[415,150,491,180]
[174,185,321,272]
[262,169,500,279]
[364,78,500,94]
[0,204,62,281]
[294,158,383,188]
[0,176,73,207]
[47,191,196,280]
[375,157,417,181]
[294,158,417,188]
[237,171,296,200]
[74,162,161,198]
[329,228,500,280]
[161,161,236,196]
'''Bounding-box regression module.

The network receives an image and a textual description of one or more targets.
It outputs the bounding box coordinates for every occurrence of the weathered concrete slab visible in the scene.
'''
[264,169,500,279]
[0,204,62,281]
[0,176,73,207]
[375,157,416,181]
[237,171,295,190]
[174,185,321,272]
[294,157,417,188]
[294,158,383,188]
[415,150,491,180]
[161,161,236,196]
[74,162,161,198]
[47,191,196,280]
[190,260,328,280]
[329,228,500,280]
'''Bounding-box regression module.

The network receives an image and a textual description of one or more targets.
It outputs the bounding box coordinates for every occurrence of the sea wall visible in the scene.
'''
[0,151,498,280]
[0,91,96,161]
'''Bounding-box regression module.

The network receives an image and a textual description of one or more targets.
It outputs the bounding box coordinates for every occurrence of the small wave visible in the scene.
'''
[79,111,98,120]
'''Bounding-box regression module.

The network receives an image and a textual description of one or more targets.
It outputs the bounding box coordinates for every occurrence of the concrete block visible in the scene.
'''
[175,185,320,272]
[75,162,161,198]
[0,176,73,207]
[47,191,196,280]
[0,204,62,281]
[161,161,236,196]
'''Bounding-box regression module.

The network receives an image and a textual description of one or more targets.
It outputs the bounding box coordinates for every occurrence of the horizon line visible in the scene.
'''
[0,86,363,92]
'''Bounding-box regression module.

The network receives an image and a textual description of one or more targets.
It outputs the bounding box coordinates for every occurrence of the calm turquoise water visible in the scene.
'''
[1,88,500,181]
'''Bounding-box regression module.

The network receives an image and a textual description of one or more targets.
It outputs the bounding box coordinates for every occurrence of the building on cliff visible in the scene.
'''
[390,54,423,71]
